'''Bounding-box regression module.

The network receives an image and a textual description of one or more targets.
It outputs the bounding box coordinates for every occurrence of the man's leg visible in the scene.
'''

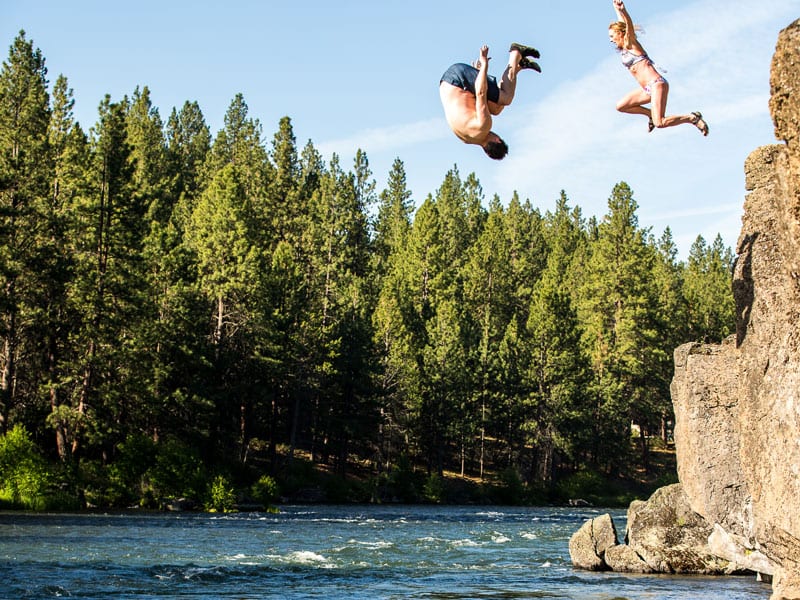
[496,49,522,107]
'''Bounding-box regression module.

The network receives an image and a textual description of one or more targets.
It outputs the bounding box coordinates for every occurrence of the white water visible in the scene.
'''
[0,506,771,599]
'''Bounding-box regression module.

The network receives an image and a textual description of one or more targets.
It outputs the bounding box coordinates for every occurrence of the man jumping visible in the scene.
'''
[439,43,541,160]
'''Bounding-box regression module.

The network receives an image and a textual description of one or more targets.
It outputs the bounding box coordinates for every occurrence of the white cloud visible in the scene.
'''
[708,95,770,124]
[641,202,743,222]
[317,117,449,158]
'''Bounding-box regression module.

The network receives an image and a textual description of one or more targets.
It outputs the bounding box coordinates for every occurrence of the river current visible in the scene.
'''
[0,505,769,599]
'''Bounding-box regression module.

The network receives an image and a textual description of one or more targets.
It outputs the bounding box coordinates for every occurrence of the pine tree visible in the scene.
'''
[185,95,279,460]
[127,87,168,219]
[525,256,591,483]
[648,228,687,442]
[577,182,664,475]
[0,31,51,433]
[433,167,476,293]
[166,100,210,203]
[420,296,468,476]
[295,153,372,466]
[43,74,88,460]
[504,192,546,323]
[185,162,260,452]
[395,196,442,471]
[684,234,735,343]
[373,158,413,271]
[122,86,176,436]
[268,116,301,244]
[203,93,272,201]
[59,96,143,459]
[371,160,415,472]
[463,197,513,478]
[125,99,212,448]
[259,116,304,462]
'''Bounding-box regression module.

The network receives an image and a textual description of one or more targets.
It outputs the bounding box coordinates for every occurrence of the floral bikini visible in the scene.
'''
[619,47,667,95]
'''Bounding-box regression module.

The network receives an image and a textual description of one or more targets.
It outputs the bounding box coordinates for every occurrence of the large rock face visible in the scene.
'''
[671,19,800,600]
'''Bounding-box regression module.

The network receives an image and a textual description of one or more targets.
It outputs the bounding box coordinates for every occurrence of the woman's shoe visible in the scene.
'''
[691,112,709,136]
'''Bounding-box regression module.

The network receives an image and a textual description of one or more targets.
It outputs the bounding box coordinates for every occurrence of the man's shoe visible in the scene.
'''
[510,43,540,59]
[519,57,541,73]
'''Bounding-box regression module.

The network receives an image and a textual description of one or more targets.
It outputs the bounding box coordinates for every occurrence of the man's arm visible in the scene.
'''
[473,45,492,132]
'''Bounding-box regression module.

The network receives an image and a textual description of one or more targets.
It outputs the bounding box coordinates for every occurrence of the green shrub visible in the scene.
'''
[278,457,319,496]
[78,459,112,507]
[423,473,444,503]
[206,474,236,512]
[495,467,525,505]
[0,425,53,510]
[108,434,158,506]
[146,439,206,502]
[554,468,606,504]
[323,476,351,503]
[388,455,420,503]
[251,475,280,506]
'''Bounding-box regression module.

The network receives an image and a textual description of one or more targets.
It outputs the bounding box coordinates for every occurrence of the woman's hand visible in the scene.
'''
[613,0,625,11]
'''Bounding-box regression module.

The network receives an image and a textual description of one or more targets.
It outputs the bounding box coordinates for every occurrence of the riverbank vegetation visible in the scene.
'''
[0,32,732,511]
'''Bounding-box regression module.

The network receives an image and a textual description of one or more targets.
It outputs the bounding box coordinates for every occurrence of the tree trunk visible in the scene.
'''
[48,336,69,460]
[73,340,94,457]
[0,323,15,435]
[479,399,486,480]
[288,392,300,461]
[239,398,249,463]
[639,425,650,474]
[215,295,224,351]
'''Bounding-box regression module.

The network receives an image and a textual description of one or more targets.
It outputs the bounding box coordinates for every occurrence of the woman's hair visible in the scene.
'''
[609,20,644,35]
[609,21,627,34]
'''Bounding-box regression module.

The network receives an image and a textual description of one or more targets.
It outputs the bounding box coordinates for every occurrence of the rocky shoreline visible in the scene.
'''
[569,483,773,577]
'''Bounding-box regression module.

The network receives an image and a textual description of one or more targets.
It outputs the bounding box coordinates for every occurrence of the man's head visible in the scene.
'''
[482,132,508,160]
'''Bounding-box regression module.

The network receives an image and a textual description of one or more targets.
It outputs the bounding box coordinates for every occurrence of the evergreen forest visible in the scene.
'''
[0,32,736,510]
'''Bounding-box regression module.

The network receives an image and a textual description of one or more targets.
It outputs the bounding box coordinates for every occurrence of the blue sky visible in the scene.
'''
[2,0,797,258]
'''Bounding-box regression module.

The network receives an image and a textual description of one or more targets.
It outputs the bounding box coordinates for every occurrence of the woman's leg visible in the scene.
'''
[616,88,653,119]
[648,80,668,126]
[649,81,707,133]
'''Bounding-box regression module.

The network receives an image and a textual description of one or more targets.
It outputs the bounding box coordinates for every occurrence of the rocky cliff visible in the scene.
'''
[569,19,800,600]
[671,18,800,600]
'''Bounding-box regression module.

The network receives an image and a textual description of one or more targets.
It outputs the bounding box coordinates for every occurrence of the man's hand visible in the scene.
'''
[476,45,490,70]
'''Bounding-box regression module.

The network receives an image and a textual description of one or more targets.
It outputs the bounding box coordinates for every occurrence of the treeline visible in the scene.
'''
[0,32,735,509]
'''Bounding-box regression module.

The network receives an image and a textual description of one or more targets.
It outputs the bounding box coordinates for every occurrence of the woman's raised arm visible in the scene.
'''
[613,0,637,47]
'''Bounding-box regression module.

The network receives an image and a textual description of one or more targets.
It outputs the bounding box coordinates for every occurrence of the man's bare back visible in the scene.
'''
[439,83,491,145]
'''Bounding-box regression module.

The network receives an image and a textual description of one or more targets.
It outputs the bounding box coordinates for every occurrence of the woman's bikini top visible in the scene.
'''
[619,47,651,70]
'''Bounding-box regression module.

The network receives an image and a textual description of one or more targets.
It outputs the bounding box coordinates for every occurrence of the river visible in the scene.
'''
[0,505,770,599]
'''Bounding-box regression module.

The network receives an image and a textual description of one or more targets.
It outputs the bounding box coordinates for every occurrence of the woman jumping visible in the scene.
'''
[609,0,709,136]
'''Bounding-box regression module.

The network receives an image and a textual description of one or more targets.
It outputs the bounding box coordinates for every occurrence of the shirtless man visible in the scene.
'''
[439,43,541,160]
